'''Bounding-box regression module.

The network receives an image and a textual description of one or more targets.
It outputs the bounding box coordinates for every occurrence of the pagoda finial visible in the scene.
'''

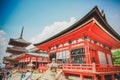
[19,27,24,39]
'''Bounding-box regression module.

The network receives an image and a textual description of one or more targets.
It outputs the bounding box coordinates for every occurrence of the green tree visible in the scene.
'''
[112,49,120,66]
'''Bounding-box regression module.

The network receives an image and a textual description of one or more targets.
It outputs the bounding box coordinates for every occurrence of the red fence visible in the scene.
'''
[37,64,49,73]
[62,63,120,73]
[37,63,120,74]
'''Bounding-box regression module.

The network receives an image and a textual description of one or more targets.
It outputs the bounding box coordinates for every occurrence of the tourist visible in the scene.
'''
[9,70,12,78]
[3,69,6,80]
[0,71,4,80]
[23,70,32,80]
[21,71,25,80]
[5,70,10,80]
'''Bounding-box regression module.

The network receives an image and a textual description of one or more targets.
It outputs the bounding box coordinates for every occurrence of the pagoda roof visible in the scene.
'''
[26,52,48,57]
[6,47,26,54]
[8,27,31,47]
[4,52,48,61]
[3,54,22,61]
[8,38,31,47]
[34,6,120,46]
[16,52,49,59]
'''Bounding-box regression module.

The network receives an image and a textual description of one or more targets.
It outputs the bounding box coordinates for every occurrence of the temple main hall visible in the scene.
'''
[3,6,120,80]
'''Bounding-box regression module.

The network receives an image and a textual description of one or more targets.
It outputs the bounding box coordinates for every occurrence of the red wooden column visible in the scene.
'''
[69,42,72,64]
[41,57,43,66]
[24,55,26,68]
[35,57,38,69]
[95,50,100,64]
[80,73,84,80]
[105,53,109,64]
[101,74,105,80]
[22,60,23,68]
[48,51,50,64]
[19,62,21,68]
[111,74,115,80]
[84,40,90,64]
[56,47,58,64]
[30,56,32,63]
[21,60,23,69]
[94,75,98,80]
[110,51,114,65]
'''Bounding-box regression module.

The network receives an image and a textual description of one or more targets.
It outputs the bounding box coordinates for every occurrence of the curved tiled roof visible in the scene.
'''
[34,6,120,46]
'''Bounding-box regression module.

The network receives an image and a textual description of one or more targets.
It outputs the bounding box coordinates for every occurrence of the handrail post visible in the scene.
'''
[80,64,82,71]
[92,63,96,73]
[62,64,64,69]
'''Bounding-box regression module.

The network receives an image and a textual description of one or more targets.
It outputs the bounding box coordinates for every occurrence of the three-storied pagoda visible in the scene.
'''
[35,6,120,80]
[3,27,49,70]
[3,27,31,69]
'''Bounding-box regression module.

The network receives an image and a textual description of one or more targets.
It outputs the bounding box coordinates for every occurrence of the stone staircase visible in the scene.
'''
[37,69,66,80]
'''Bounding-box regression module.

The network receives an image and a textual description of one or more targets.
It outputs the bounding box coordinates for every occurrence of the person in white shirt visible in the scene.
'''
[23,70,32,80]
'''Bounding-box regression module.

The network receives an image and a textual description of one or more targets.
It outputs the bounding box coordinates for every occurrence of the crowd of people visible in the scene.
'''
[0,66,32,80]
[0,67,12,80]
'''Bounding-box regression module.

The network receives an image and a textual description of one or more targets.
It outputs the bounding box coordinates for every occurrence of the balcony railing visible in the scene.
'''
[37,63,120,74]
[37,64,49,73]
[62,63,120,73]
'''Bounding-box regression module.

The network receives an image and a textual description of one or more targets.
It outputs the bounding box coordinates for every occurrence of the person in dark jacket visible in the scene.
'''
[0,71,4,80]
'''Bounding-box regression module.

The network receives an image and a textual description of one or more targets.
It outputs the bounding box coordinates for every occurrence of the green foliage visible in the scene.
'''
[112,49,120,66]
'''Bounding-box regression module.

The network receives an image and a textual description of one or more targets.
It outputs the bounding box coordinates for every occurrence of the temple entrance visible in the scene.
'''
[14,64,18,67]
[57,50,70,64]
[50,53,56,63]
[71,48,86,65]
[105,75,112,80]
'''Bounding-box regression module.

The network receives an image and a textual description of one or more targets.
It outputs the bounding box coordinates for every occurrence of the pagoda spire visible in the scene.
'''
[19,27,24,39]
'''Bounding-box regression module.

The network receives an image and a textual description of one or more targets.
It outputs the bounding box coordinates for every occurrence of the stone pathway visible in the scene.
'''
[37,69,67,80]
[8,72,21,80]
[7,72,41,80]
[7,70,67,80]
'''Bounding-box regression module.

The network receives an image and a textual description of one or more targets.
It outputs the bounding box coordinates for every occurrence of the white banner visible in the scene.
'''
[107,54,112,65]
[98,51,106,64]
[57,50,70,59]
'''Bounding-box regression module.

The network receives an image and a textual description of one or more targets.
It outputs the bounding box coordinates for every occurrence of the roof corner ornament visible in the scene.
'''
[101,10,105,17]
[101,10,107,22]
[19,26,24,39]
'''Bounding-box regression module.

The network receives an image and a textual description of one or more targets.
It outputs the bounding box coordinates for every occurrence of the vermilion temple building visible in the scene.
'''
[3,6,120,80]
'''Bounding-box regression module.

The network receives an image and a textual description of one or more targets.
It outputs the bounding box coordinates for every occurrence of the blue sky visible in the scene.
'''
[0,0,120,66]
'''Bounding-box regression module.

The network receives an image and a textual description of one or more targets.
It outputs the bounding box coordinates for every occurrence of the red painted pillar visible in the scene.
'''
[80,74,84,80]
[56,48,58,64]
[92,63,96,73]
[95,50,100,64]
[30,56,32,62]
[36,57,38,69]
[48,51,50,64]
[105,53,109,64]
[69,43,72,64]
[94,75,98,80]
[21,62,23,69]
[110,52,114,65]
[112,74,114,80]
[101,74,105,80]
[42,57,43,66]
[84,40,90,64]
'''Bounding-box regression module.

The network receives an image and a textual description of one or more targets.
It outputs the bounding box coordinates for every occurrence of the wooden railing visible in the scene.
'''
[62,63,120,73]
[37,64,49,73]
[95,64,120,72]
[62,64,92,73]
[37,63,120,74]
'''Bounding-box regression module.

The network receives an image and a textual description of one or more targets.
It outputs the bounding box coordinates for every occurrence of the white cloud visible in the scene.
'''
[0,30,9,67]
[30,17,76,44]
